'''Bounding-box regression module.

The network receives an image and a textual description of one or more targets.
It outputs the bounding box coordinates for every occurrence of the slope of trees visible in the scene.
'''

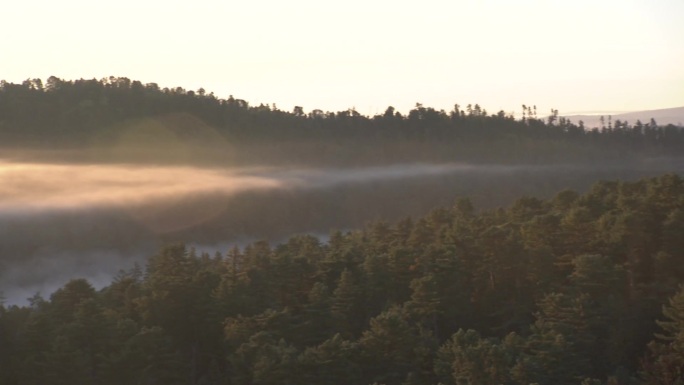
[3,173,684,384]
[1,77,683,165]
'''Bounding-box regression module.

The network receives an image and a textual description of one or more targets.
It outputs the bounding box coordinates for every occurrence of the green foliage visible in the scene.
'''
[358,306,425,385]
[640,285,684,384]
[2,76,683,165]
[435,329,520,385]
[1,174,684,383]
[298,334,361,385]
[331,268,366,338]
[230,331,300,385]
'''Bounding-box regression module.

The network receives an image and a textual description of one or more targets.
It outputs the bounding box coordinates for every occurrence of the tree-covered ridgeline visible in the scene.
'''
[1,77,682,165]
[2,174,684,384]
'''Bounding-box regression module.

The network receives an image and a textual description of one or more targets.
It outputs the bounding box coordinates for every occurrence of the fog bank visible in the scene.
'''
[2,158,683,305]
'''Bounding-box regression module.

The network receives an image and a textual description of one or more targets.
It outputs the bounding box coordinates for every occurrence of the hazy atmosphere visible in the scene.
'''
[2,155,683,305]
[3,0,683,115]
[2,1,684,384]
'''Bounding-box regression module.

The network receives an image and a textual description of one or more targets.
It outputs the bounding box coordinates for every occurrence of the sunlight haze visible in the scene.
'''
[3,0,683,116]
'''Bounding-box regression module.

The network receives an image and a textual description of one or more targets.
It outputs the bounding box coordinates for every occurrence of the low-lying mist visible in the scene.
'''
[1,156,683,305]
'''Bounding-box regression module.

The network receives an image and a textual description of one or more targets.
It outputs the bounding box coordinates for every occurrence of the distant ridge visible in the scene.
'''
[562,106,684,129]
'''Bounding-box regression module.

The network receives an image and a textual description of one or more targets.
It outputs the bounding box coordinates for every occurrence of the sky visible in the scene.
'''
[2,0,683,116]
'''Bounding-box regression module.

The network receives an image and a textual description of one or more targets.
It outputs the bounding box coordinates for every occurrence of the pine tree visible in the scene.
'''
[435,329,520,385]
[330,269,365,338]
[641,285,684,384]
[297,334,361,385]
[404,274,441,334]
[514,292,595,384]
[358,307,419,385]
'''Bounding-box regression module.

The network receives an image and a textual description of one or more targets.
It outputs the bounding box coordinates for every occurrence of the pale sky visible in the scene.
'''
[2,0,683,116]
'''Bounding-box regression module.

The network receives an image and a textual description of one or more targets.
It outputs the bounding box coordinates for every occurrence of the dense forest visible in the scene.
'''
[2,76,684,384]
[1,76,683,165]
[2,174,684,384]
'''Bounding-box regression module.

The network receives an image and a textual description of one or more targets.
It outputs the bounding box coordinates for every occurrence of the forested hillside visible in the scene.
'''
[1,77,683,165]
[2,174,684,384]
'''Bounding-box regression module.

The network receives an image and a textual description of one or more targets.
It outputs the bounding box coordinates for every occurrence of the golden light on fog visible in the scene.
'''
[0,161,282,210]
[0,161,284,233]
[0,160,482,233]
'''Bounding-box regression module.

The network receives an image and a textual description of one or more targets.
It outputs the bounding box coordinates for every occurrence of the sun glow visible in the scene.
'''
[2,0,681,115]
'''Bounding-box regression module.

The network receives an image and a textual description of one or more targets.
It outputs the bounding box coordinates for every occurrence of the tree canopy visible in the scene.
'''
[2,174,684,384]
[1,77,682,166]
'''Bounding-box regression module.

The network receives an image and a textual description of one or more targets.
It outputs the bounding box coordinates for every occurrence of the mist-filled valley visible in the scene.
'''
[4,78,684,384]
[2,153,684,305]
